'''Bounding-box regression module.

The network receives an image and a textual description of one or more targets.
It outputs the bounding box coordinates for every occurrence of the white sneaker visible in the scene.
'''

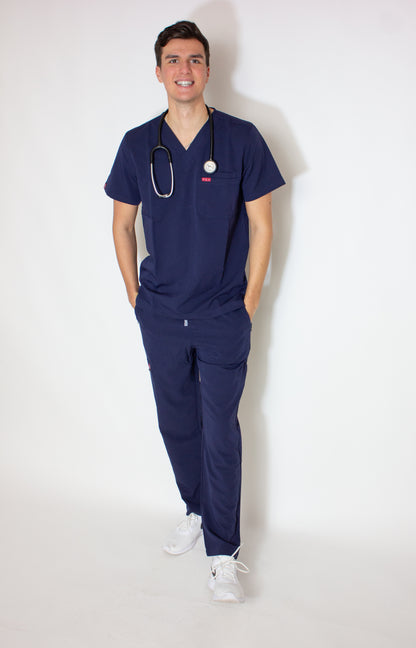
[163,513,203,555]
[208,548,249,603]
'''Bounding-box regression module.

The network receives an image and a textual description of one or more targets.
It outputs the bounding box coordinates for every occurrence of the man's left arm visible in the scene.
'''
[244,192,273,321]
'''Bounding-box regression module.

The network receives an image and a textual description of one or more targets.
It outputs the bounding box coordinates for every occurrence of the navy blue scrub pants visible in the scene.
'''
[135,302,251,557]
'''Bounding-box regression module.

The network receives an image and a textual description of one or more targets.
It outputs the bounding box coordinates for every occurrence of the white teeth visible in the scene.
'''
[176,81,193,86]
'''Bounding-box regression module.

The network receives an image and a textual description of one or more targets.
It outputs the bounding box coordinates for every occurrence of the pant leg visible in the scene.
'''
[195,306,252,556]
[136,307,202,516]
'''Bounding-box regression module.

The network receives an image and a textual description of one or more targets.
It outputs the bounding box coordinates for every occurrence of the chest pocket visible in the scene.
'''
[197,172,241,219]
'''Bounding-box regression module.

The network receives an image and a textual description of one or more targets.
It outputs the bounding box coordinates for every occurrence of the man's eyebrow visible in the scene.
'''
[164,53,204,59]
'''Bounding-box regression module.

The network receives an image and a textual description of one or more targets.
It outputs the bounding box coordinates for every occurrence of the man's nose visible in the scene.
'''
[179,60,191,74]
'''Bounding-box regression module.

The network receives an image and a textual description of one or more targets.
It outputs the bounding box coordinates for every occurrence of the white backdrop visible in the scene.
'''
[1,0,415,549]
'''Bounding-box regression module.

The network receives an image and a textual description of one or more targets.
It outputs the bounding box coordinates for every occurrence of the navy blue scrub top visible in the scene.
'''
[105,109,285,319]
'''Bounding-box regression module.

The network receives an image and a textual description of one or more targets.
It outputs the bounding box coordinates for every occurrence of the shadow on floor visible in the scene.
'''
[1,488,415,648]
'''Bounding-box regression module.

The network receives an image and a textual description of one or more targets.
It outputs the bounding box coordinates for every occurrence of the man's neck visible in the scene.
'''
[165,100,209,149]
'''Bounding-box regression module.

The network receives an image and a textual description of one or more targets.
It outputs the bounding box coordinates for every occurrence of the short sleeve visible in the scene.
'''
[242,125,285,202]
[104,134,141,205]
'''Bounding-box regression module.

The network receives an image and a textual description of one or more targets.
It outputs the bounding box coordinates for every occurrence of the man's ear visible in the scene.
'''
[155,66,162,83]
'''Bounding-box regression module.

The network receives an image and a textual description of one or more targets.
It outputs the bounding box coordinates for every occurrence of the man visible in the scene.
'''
[105,20,285,603]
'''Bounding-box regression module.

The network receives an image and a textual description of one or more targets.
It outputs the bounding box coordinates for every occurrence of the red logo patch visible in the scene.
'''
[201,177,212,182]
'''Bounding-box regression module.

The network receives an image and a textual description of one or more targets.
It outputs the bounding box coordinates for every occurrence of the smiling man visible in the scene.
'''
[105,21,285,603]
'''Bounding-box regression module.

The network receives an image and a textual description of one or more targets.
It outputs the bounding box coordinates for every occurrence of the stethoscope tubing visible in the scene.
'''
[150,105,216,199]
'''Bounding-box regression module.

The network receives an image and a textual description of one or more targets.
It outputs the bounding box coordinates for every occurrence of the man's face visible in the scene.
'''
[155,38,210,106]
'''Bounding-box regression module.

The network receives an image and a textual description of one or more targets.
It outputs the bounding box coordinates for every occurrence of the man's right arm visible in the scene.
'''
[112,199,140,308]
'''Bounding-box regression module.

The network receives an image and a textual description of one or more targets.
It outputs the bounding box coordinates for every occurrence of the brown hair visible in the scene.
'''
[154,21,210,67]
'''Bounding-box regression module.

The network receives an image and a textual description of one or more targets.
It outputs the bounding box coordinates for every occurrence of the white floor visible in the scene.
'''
[1,489,415,648]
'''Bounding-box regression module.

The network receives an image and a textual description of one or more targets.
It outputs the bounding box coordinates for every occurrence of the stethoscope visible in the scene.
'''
[150,104,217,198]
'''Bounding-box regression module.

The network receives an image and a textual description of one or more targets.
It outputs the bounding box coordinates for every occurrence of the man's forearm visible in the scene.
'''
[244,224,272,318]
[113,222,140,308]
[244,193,273,320]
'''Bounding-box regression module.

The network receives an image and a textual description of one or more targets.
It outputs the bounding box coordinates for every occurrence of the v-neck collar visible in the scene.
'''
[162,112,211,153]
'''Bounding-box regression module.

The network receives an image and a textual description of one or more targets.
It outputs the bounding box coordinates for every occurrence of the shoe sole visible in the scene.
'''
[208,578,245,603]
[212,593,244,603]
[162,529,203,555]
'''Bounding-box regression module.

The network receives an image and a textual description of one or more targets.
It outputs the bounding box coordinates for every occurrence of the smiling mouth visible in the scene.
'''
[175,81,194,87]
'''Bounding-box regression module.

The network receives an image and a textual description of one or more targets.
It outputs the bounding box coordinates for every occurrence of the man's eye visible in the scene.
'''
[191,59,201,64]
[168,58,178,64]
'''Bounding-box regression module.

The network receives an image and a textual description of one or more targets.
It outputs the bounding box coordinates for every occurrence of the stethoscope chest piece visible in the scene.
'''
[203,159,217,174]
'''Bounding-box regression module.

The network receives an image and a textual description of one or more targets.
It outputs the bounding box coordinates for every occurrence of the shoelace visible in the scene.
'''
[177,513,200,533]
[212,546,250,579]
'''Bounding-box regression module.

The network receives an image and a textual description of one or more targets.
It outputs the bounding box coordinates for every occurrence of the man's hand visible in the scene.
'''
[129,290,139,309]
[243,297,256,321]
